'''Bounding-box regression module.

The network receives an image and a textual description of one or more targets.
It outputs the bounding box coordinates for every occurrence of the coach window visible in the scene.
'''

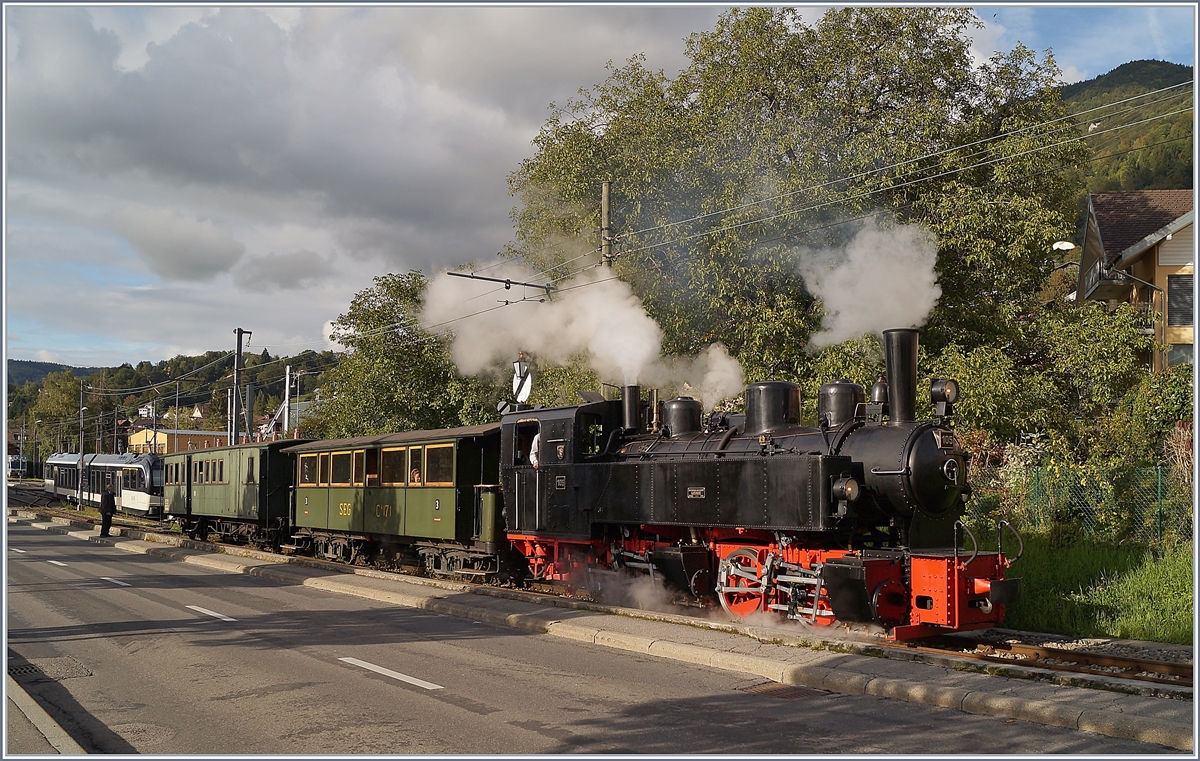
[331,451,352,486]
[299,454,318,486]
[381,448,405,486]
[319,453,331,486]
[408,447,423,485]
[352,450,366,486]
[246,456,256,485]
[425,444,454,486]
[218,459,224,484]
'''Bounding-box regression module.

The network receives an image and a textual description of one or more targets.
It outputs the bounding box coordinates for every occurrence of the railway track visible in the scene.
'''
[905,636,1193,689]
[9,499,1193,692]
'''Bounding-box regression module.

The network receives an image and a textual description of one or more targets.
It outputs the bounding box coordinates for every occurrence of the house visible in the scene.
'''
[1075,189,1194,370]
[127,428,230,455]
[191,404,211,426]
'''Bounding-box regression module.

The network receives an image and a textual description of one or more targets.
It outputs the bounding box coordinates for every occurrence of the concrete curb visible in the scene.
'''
[14,512,1194,752]
[6,675,87,755]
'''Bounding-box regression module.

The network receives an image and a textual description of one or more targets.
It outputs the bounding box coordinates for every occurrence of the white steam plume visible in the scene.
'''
[797,217,941,348]
[420,264,744,408]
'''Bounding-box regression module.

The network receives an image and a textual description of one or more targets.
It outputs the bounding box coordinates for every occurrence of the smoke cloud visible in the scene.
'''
[797,216,941,348]
[420,264,744,408]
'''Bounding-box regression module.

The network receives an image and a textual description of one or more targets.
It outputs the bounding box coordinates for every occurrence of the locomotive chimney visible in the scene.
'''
[622,385,641,432]
[883,328,919,424]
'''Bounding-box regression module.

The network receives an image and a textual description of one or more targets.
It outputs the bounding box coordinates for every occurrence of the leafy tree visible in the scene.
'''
[509,8,1086,383]
[301,272,505,438]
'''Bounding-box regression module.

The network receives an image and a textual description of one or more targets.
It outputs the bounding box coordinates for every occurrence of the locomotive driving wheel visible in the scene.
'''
[717,548,768,617]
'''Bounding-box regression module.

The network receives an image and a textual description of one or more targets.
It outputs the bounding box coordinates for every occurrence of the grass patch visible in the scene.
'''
[1067,540,1193,645]
[1000,532,1193,644]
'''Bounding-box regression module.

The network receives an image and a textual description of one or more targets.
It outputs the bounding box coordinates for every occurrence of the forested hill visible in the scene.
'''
[1062,59,1193,191]
[8,360,101,386]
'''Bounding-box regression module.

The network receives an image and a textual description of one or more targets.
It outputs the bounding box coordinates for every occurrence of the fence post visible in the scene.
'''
[1156,465,1163,544]
[1033,466,1040,529]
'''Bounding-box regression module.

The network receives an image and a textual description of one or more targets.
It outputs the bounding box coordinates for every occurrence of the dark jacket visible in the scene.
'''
[100,489,117,515]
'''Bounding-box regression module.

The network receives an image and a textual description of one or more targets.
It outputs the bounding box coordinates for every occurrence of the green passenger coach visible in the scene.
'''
[162,440,306,547]
[281,423,503,574]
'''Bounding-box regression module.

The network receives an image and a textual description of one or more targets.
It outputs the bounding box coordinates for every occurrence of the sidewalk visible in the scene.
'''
[9,509,1196,752]
[7,675,87,755]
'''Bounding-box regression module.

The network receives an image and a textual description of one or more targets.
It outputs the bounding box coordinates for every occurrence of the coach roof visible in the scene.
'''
[281,423,500,454]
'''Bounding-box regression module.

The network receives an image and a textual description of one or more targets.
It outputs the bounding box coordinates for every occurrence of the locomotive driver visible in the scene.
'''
[529,432,540,468]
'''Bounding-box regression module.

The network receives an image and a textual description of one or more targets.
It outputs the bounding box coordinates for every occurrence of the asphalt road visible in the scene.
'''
[6,523,1175,754]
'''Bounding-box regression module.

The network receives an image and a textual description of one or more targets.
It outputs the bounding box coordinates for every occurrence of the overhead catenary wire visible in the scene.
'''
[613,80,1194,241]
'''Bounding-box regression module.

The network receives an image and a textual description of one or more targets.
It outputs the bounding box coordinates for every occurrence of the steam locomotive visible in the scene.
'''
[496,328,1021,639]
[44,328,1021,640]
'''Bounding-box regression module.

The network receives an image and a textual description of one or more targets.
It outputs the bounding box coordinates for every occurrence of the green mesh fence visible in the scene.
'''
[965,464,1194,546]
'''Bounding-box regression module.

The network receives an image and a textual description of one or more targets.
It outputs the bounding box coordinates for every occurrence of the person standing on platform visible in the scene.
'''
[99,483,116,537]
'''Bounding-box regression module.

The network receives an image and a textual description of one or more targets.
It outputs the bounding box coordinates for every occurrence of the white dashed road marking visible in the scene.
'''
[47,560,67,566]
[186,605,237,622]
[338,657,444,690]
[101,577,131,587]
[10,548,26,553]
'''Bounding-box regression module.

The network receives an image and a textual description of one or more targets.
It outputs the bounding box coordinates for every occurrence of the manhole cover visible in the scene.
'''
[737,682,828,700]
[28,656,92,680]
[8,664,41,676]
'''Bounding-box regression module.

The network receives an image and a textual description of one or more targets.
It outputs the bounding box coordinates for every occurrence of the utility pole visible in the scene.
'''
[174,376,180,454]
[283,366,291,436]
[232,328,250,446]
[601,180,612,266]
[244,383,255,442]
[113,407,119,454]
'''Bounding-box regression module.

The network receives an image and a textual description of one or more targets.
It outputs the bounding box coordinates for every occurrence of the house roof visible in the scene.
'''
[1091,190,1193,266]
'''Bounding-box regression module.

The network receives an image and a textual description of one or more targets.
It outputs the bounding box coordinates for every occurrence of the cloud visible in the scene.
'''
[234,249,335,291]
[5,5,1193,369]
[112,206,245,281]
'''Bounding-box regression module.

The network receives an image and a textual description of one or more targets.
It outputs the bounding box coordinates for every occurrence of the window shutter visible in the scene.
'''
[1168,275,1193,327]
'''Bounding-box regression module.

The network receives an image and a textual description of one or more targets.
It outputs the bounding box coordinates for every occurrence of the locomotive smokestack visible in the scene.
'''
[622,385,641,432]
[883,329,919,424]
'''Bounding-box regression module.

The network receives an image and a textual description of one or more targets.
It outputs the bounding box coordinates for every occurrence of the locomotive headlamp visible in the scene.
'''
[930,378,959,405]
[832,477,860,502]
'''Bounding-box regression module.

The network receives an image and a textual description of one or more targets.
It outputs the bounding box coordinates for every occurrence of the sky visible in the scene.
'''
[4,4,1196,369]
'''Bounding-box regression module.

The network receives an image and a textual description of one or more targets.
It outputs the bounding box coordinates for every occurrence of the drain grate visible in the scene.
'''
[737,682,828,700]
[8,664,42,676]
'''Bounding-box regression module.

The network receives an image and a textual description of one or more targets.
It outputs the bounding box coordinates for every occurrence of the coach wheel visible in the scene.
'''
[717,549,767,617]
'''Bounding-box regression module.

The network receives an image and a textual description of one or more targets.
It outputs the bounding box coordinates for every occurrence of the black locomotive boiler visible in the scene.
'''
[499,328,1021,639]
